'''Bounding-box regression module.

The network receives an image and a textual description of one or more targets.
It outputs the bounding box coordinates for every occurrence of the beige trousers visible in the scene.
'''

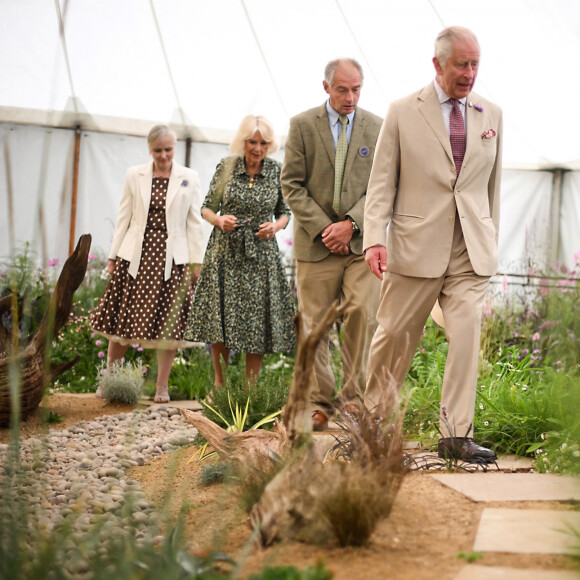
[365,218,490,438]
[296,253,380,402]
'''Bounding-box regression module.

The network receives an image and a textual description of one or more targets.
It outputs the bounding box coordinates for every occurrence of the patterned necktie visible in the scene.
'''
[333,115,349,213]
[449,98,466,176]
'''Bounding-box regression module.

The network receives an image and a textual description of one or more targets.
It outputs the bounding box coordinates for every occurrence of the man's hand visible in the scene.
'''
[321,220,353,254]
[365,245,387,280]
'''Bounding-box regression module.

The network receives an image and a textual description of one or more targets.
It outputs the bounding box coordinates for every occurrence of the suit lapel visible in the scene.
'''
[314,104,336,167]
[417,84,454,166]
[344,110,365,178]
[166,163,182,211]
[463,95,484,168]
[140,163,153,212]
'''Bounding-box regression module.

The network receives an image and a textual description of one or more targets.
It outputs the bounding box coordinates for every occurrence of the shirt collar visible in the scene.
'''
[433,79,467,107]
[326,100,355,125]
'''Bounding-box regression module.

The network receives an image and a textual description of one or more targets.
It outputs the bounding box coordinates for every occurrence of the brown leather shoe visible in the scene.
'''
[438,437,497,463]
[312,410,329,432]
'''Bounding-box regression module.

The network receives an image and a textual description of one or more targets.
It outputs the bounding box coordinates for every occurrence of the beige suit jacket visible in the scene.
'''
[281,103,382,261]
[364,83,503,277]
[109,161,204,280]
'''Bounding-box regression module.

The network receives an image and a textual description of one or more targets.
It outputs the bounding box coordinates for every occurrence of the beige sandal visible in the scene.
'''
[154,384,170,403]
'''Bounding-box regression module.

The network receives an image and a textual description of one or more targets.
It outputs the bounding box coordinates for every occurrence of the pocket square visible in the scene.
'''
[481,129,496,140]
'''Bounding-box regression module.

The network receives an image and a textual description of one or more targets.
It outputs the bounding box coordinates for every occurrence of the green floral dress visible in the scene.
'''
[184,156,296,354]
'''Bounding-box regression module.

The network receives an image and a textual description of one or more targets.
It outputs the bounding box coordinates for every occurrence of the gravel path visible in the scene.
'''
[0,405,198,575]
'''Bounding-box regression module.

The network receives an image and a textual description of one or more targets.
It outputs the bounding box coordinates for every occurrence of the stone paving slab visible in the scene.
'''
[473,508,580,555]
[431,473,580,502]
[454,564,580,579]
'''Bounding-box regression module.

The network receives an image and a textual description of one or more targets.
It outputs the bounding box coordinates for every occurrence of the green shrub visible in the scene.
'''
[96,359,145,405]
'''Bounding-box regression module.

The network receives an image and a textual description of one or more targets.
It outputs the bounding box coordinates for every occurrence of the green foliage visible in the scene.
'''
[457,551,484,563]
[248,560,334,580]
[202,354,291,431]
[405,278,580,473]
[168,346,214,400]
[42,410,64,424]
[0,243,52,344]
[96,359,145,405]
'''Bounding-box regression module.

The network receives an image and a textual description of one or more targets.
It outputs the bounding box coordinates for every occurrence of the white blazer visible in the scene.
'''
[108,161,204,280]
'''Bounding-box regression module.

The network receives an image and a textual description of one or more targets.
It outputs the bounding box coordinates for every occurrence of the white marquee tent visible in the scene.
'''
[1,0,580,280]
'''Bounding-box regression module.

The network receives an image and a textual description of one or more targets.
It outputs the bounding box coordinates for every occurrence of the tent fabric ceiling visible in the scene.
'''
[2,0,580,169]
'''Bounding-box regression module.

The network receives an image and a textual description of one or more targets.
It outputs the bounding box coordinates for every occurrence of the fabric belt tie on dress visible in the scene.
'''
[229,225,264,260]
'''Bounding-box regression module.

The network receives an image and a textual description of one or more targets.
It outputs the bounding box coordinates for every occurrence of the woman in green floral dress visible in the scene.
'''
[184,115,295,388]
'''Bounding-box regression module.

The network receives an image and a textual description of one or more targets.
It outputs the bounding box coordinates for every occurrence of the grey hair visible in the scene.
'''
[324,58,364,87]
[230,115,279,156]
[434,26,479,68]
[147,124,177,150]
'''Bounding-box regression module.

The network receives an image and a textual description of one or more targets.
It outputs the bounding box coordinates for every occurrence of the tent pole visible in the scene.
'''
[185,136,192,168]
[69,125,81,255]
[549,169,563,265]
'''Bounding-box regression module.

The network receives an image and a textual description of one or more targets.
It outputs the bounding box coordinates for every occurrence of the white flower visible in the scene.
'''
[572,450,580,458]
[561,443,568,451]
[484,421,489,427]
[541,433,545,440]
[522,386,527,391]
[479,403,484,410]
[535,448,543,455]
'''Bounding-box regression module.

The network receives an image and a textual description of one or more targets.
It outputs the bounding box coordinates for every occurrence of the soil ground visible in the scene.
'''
[2,393,578,579]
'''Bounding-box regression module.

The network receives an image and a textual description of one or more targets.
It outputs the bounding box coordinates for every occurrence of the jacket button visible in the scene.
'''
[448,216,454,222]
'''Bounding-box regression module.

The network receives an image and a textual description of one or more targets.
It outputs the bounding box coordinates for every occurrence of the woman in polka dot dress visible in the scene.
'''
[184,115,295,390]
[90,125,205,403]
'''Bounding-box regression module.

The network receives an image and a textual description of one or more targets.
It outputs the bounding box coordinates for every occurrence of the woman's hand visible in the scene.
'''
[106,259,116,276]
[256,221,277,240]
[216,215,238,232]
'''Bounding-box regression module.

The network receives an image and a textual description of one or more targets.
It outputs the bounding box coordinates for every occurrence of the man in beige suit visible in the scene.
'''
[282,58,382,411]
[364,27,502,463]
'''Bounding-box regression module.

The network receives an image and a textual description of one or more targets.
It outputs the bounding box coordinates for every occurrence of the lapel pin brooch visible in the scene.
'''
[181,180,189,187]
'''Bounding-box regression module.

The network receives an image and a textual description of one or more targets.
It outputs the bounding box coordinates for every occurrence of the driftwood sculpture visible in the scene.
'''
[182,301,407,547]
[181,304,340,469]
[0,234,92,426]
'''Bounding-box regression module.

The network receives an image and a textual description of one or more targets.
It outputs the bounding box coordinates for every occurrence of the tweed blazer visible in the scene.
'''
[281,103,382,261]
[108,161,204,280]
[364,83,503,277]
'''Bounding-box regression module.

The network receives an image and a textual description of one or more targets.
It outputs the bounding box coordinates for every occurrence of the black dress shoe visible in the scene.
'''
[438,437,497,463]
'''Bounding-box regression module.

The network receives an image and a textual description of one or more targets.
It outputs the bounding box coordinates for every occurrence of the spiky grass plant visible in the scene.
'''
[319,394,408,547]
[201,355,290,430]
[96,358,144,405]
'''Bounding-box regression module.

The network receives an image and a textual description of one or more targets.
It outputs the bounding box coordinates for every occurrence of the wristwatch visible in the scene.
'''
[346,216,360,234]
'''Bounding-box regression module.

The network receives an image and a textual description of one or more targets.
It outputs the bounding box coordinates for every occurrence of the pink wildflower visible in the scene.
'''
[532,332,540,341]
[48,258,59,267]
[97,351,105,359]
[95,339,103,346]
[88,254,96,260]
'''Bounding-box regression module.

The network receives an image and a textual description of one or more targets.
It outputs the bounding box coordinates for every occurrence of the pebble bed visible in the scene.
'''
[0,405,199,575]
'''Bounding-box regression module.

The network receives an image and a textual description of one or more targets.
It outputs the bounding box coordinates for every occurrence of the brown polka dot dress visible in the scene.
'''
[90,178,195,349]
